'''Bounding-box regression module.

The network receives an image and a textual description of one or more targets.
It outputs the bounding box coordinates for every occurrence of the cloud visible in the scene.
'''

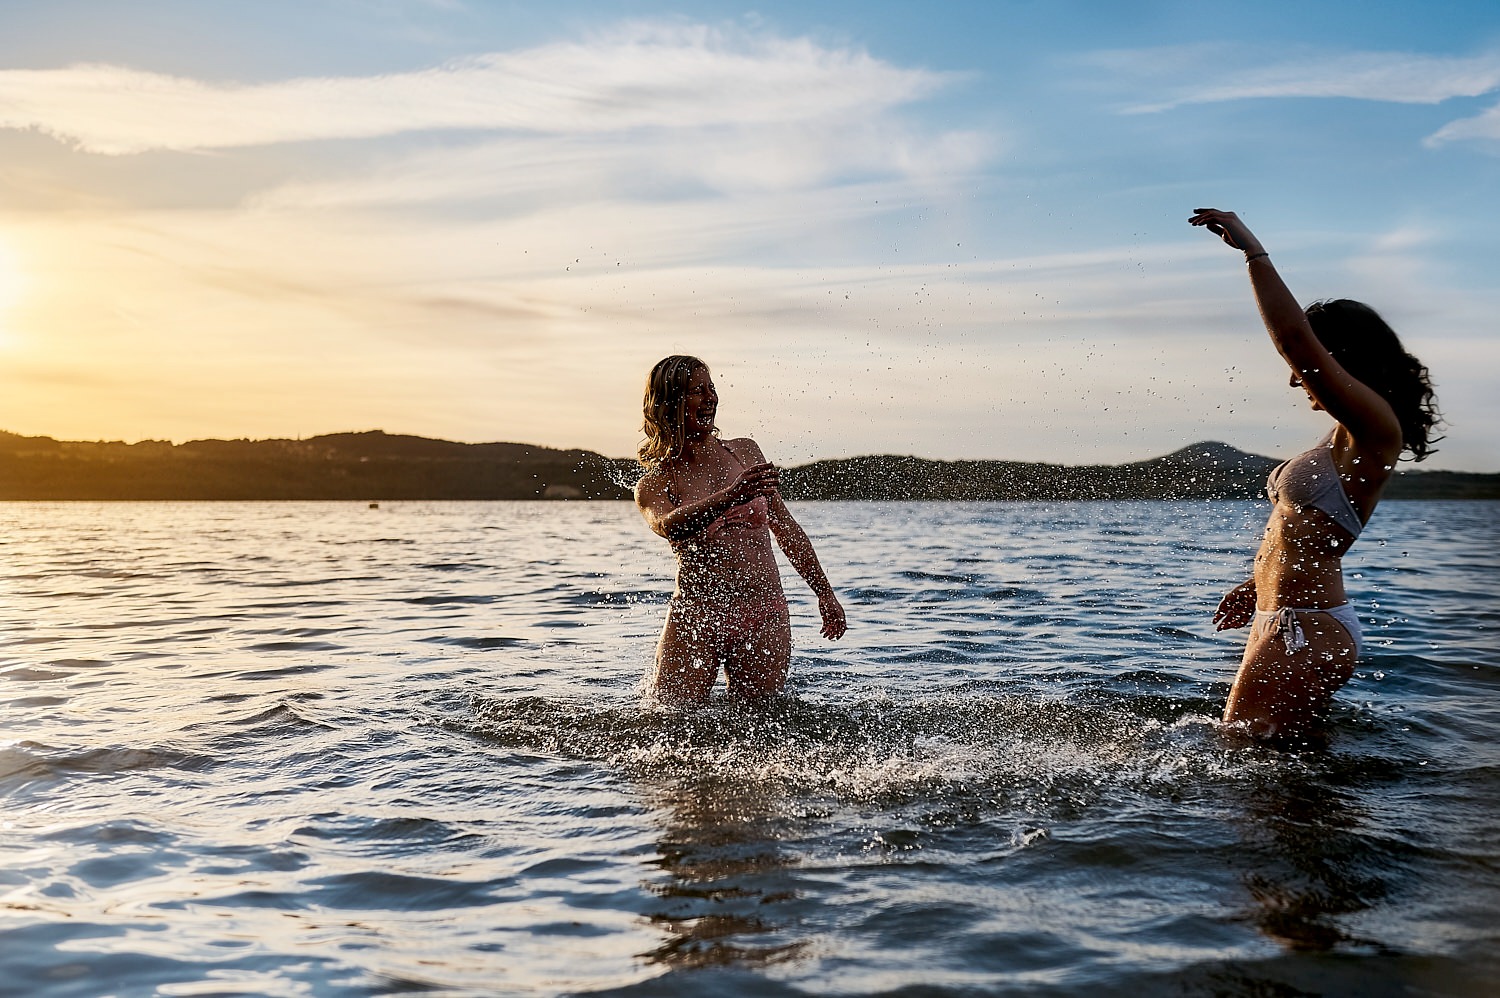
[0,23,956,154]
[1100,47,1500,114]
[1426,101,1500,145]
[10,200,1497,469]
[248,122,994,215]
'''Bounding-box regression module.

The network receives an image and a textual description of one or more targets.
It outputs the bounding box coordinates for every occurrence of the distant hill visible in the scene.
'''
[0,430,1494,500]
[778,441,1285,501]
[0,430,634,500]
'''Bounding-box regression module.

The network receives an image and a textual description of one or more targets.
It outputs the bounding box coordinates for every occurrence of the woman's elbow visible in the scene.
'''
[639,511,672,540]
[659,516,704,543]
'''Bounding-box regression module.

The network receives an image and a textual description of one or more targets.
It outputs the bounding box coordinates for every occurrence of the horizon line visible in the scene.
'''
[8,426,1494,475]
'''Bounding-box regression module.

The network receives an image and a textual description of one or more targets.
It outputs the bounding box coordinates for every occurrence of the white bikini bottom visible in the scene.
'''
[1252,604,1363,658]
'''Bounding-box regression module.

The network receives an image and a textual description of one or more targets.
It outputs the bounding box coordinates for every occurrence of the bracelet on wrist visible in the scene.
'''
[1244,251,1269,263]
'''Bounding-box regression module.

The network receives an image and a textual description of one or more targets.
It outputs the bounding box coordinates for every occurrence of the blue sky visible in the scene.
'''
[0,0,1496,470]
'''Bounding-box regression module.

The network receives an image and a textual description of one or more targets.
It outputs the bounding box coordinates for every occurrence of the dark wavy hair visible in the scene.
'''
[638,355,712,469]
[1304,299,1442,462]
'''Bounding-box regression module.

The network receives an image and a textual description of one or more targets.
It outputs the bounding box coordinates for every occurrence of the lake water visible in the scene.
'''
[1,500,1497,997]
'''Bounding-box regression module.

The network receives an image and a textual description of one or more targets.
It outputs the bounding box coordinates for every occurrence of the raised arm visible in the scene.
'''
[1188,209,1402,456]
[634,460,781,544]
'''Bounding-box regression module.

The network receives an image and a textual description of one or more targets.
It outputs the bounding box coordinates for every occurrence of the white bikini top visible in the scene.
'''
[1265,431,1364,539]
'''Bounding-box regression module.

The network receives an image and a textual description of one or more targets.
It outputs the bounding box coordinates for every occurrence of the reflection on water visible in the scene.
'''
[640,774,809,969]
[1235,774,1380,952]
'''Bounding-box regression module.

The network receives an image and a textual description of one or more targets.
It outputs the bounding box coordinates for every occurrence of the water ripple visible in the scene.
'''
[0,499,1494,997]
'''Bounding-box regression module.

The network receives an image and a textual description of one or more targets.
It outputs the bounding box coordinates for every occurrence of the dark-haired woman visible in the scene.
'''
[1189,209,1440,744]
[634,356,846,705]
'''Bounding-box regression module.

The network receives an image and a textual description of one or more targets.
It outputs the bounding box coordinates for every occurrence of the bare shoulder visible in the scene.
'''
[634,466,668,507]
[725,436,770,464]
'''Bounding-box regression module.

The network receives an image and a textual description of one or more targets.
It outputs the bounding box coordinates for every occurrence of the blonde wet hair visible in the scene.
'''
[638,355,712,469]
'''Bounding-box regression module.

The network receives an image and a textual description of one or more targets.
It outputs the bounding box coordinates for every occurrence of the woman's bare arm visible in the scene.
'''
[1188,209,1402,457]
[635,461,780,543]
[1214,577,1256,630]
[733,440,847,639]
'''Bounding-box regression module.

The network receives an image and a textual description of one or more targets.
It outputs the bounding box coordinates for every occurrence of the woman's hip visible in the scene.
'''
[1250,603,1363,658]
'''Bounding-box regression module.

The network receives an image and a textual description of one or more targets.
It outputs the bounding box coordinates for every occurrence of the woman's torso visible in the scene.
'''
[664,439,784,603]
[1253,426,1387,609]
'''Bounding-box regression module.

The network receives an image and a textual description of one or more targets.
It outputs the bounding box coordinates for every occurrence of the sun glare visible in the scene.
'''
[0,235,26,348]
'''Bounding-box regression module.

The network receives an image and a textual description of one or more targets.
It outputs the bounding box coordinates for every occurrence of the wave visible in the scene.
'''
[0,740,216,785]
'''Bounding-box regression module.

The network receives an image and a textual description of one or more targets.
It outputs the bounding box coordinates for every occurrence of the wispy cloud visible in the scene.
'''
[249,123,994,214]
[1426,101,1500,145]
[1096,46,1500,114]
[0,23,956,154]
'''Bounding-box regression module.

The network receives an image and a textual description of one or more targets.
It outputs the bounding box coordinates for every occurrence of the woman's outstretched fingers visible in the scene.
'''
[1188,208,1261,254]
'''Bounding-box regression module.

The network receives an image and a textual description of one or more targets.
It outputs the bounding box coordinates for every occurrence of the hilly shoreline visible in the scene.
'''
[2,429,1496,501]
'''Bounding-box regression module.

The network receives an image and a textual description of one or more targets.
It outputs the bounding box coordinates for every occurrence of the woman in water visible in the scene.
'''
[1189,208,1440,744]
[634,355,847,705]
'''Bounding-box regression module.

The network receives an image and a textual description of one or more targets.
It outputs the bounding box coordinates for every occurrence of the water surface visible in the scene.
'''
[1,500,1496,996]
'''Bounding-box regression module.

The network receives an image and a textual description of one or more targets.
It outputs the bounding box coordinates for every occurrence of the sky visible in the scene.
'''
[0,0,1497,471]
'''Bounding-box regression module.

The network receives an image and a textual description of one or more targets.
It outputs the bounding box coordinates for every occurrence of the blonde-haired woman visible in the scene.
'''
[634,355,846,705]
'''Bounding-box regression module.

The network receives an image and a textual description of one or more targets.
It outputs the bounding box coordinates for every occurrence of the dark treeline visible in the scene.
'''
[780,442,1279,501]
[2,430,1496,501]
[0,430,635,501]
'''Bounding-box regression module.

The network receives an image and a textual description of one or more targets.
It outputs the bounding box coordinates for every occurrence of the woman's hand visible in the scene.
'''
[1213,578,1257,631]
[818,592,847,640]
[726,462,780,505]
[1188,208,1265,257]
